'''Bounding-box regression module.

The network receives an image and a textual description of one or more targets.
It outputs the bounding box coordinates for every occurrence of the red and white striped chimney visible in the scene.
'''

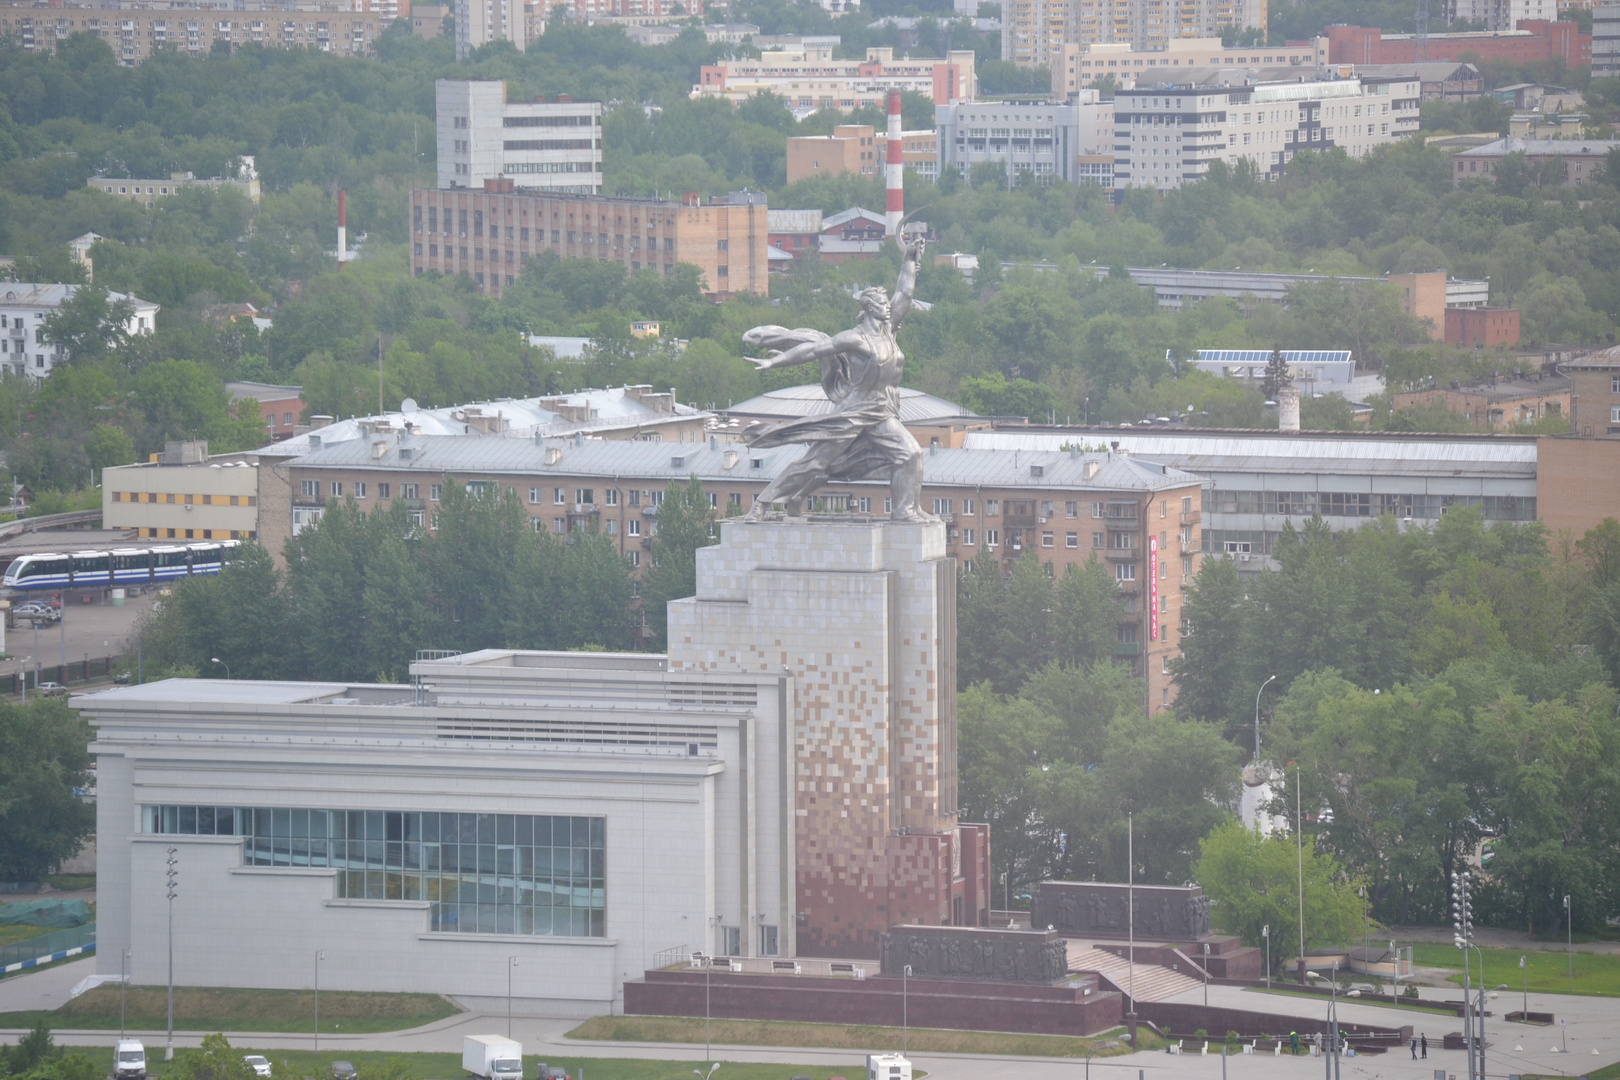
[337,189,347,269]
[884,90,903,238]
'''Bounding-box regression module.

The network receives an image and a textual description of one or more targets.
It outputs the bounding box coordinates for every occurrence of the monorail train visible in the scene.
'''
[1,540,240,591]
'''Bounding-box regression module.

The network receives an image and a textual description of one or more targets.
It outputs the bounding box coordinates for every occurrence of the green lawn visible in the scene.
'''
[567,1015,1141,1059]
[0,923,52,947]
[1409,943,1620,997]
[0,986,460,1034]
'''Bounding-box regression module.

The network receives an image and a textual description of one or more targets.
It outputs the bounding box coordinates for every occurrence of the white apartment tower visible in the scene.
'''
[1004,0,1268,61]
[436,79,603,195]
[455,0,521,59]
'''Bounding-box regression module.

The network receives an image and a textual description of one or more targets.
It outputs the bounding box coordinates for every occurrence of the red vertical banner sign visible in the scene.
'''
[1148,535,1159,641]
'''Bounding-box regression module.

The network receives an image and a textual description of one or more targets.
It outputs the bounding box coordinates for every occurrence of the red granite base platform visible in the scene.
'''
[623,968,1125,1036]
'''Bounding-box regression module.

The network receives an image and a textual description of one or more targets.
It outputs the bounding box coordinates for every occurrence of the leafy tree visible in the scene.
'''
[643,475,717,649]
[1168,556,1252,731]
[1194,819,1368,957]
[37,285,134,365]
[169,1035,255,1080]
[0,700,96,883]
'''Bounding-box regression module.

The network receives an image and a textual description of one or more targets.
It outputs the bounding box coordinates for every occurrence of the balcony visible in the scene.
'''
[1180,510,1201,525]
[1113,641,1141,656]
[1103,517,1137,530]
[1103,546,1139,561]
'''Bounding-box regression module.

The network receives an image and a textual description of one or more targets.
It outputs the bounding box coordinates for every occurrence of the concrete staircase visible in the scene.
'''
[1067,946,1205,1002]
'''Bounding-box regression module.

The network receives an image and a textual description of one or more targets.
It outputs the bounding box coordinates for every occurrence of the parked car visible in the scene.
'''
[536,1068,570,1080]
[113,671,132,684]
[328,1062,357,1080]
[36,682,68,698]
[242,1056,272,1078]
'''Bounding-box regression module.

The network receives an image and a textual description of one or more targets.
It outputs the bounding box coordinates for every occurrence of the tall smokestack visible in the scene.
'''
[337,189,347,270]
[885,90,903,239]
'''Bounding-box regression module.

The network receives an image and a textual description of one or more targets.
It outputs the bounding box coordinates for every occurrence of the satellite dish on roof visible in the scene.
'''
[400,398,418,413]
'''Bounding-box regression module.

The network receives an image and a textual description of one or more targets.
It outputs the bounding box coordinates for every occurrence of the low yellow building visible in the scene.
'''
[102,442,261,541]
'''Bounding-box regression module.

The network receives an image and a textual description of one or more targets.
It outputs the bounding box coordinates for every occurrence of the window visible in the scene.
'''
[1066,532,1079,548]
[629,550,640,567]
[1183,496,1192,513]
[300,480,319,497]
[401,483,419,499]
[933,498,953,515]
[554,518,566,533]
[1065,501,1078,518]
[1092,532,1104,548]
[1116,563,1137,581]
[1612,376,1620,394]
[628,520,641,537]
[1224,540,1252,554]
[605,489,619,506]
[629,490,641,507]
[728,492,742,509]
[331,482,343,497]
[985,500,1001,516]
[576,488,594,505]
[378,483,390,499]
[142,806,606,938]
[606,519,618,536]
[555,488,567,504]
[759,924,779,956]
[722,926,742,956]
[1611,405,1620,424]
[985,528,1000,548]
[430,485,442,501]
[1041,531,1054,547]
[708,493,718,509]
[962,528,976,546]
[530,487,542,504]
[962,498,975,516]
[1042,501,1054,518]
[1092,502,1105,518]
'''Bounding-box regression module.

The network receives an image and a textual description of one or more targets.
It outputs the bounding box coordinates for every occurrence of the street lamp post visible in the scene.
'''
[902,965,912,1057]
[1127,811,1136,1017]
[164,848,177,1062]
[1262,925,1271,991]
[1254,674,1277,760]
[1520,954,1527,1018]
[1202,941,1210,1007]
[704,952,712,1063]
[120,947,130,1038]
[507,956,518,1038]
[693,1065,720,1080]
[1452,869,1476,1080]
[314,949,325,1051]
[1561,893,1574,990]
[1295,763,1305,985]
[210,657,231,680]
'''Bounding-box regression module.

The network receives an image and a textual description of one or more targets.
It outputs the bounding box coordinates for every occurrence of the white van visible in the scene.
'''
[114,1041,147,1080]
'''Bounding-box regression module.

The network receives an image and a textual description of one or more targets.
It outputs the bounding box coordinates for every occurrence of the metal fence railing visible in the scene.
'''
[0,922,97,973]
[5,656,130,695]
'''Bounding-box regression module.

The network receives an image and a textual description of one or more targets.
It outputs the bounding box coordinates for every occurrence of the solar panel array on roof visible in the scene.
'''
[1197,350,1353,364]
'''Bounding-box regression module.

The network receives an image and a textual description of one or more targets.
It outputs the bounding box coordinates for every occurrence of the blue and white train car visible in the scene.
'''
[2,541,239,592]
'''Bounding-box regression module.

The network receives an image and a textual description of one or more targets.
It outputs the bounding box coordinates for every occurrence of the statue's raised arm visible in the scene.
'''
[889,234,926,328]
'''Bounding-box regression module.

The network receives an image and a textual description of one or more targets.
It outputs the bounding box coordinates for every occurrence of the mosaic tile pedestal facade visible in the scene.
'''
[667,518,990,959]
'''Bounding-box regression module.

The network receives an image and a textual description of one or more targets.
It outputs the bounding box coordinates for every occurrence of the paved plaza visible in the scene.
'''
[4,957,1616,1080]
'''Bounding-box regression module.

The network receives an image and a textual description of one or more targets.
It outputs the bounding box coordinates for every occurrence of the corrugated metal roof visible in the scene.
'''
[768,209,824,234]
[1456,137,1620,156]
[963,431,1536,479]
[291,437,1204,492]
[727,384,976,422]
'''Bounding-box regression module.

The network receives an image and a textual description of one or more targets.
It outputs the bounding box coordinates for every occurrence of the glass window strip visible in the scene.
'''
[142,805,605,938]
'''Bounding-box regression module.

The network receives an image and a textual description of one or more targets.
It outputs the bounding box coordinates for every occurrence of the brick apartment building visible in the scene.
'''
[410,183,769,299]
[0,2,391,63]
[270,437,1204,714]
[1390,370,1569,431]
[1536,349,1620,539]
[1325,21,1590,67]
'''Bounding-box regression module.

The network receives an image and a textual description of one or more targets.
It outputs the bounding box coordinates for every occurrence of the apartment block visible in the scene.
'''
[102,443,261,541]
[436,80,603,195]
[1113,73,1419,190]
[785,125,937,184]
[1007,0,1268,63]
[1452,138,1620,188]
[411,184,767,298]
[455,0,519,57]
[228,381,306,443]
[936,95,1115,184]
[695,46,976,111]
[0,3,389,63]
[1391,371,1568,431]
[1596,3,1620,76]
[88,160,261,206]
[1,284,158,379]
[1453,0,1557,32]
[1538,433,1620,537]
[1052,38,1328,97]
[275,438,1202,713]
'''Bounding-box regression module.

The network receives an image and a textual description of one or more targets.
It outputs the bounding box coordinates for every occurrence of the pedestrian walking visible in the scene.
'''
[1421,1033,1428,1058]
[1411,1037,1417,1059]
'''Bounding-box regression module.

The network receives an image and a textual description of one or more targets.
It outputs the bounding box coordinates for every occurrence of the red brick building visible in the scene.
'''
[1326,21,1590,67]
[1446,307,1522,347]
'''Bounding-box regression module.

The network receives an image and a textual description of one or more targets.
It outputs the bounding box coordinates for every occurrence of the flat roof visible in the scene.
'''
[76,679,357,707]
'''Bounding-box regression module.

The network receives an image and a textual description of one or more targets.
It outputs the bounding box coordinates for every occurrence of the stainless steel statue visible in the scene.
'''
[741,236,931,522]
